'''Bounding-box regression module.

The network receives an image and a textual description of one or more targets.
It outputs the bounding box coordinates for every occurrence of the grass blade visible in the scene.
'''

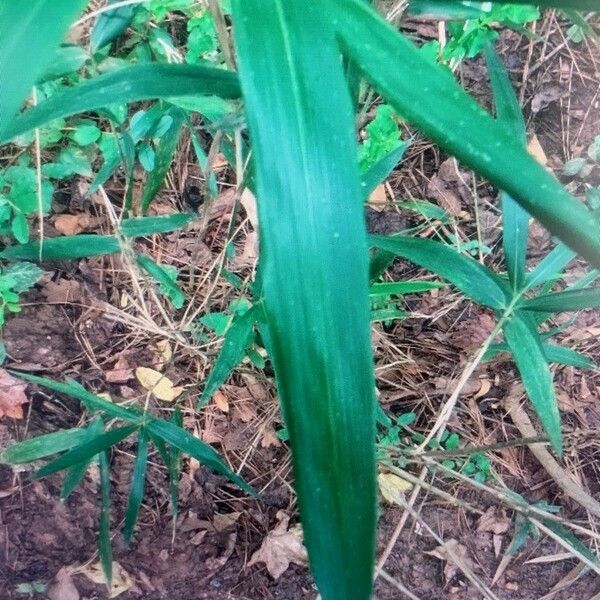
[521,287,600,312]
[98,450,113,587]
[484,44,529,292]
[120,213,195,237]
[503,311,561,454]
[1,64,241,144]
[0,0,89,139]
[34,425,138,479]
[141,109,184,212]
[123,429,149,544]
[333,0,600,267]
[360,141,410,199]
[370,235,509,308]
[369,281,444,296]
[0,235,120,260]
[61,418,104,500]
[145,419,255,496]
[0,427,87,464]
[198,304,257,408]
[12,373,141,423]
[526,243,577,289]
[232,2,377,598]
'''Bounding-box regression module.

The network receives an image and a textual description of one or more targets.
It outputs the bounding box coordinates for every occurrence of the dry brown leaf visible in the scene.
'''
[155,340,172,370]
[0,369,28,419]
[528,135,548,166]
[41,279,83,303]
[47,567,79,600]
[79,561,136,598]
[54,213,91,236]
[378,472,412,505]
[427,174,462,217]
[135,367,183,401]
[477,507,510,536]
[240,188,259,229]
[426,539,472,583]
[368,183,387,210]
[214,390,230,413]
[213,511,241,532]
[248,511,308,579]
[233,401,258,423]
[260,427,282,448]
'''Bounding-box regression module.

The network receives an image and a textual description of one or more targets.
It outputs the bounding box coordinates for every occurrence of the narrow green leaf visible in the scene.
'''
[136,254,185,309]
[0,427,87,464]
[0,235,121,261]
[485,341,595,369]
[484,44,529,292]
[428,0,600,9]
[521,287,600,313]
[91,0,137,51]
[12,373,141,423]
[333,0,600,267]
[232,3,376,599]
[503,311,561,453]
[198,304,257,408]
[145,419,255,496]
[1,64,241,144]
[98,450,113,588]
[61,418,104,500]
[370,235,509,308]
[34,425,138,479]
[0,0,89,139]
[369,280,444,296]
[526,243,577,289]
[120,213,195,237]
[360,141,410,200]
[123,429,149,544]
[141,109,184,212]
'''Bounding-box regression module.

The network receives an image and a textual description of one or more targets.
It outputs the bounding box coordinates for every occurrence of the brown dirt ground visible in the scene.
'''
[1,7,600,600]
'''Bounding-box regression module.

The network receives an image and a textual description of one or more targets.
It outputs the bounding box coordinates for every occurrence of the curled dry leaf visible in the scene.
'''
[155,340,172,370]
[378,472,412,505]
[79,561,136,598]
[135,367,183,402]
[53,213,91,236]
[426,538,473,583]
[0,369,29,419]
[248,510,308,579]
[47,567,79,600]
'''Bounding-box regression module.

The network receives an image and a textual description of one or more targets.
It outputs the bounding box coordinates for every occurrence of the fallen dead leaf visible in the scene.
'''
[54,213,91,236]
[79,561,137,598]
[528,135,548,166]
[135,367,183,401]
[214,390,229,412]
[47,567,79,600]
[368,183,387,210]
[240,188,259,229]
[248,511,308,579]
[260,427,282,448]
[213,511,241,532]
[378,472,412,505]
[155,340,172,370]
[0,369,28,419]
[531,83,562,114]
[477,507,510,536]
[426,539,473,583]
[41,279,83,303]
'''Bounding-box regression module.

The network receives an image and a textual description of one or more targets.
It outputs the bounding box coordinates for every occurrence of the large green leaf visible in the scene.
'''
[370,234,510,309]
[333,0,600,267]
[232,2,376,599]
[521,287,600,313]
[484,45,529,292]
[1,64,241,144]
[0,0,89,140]
[0,235,120,260]
[503,311,561,453]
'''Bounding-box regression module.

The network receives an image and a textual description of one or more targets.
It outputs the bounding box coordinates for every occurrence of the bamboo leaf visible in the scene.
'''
[1,64,241,144]
[333,0,600,267]
[0,0,89,139]
[123,429,149,544]
[521,287,600,312]
[526,243,577,289]
[370,234,510,308]
[120,213,195,237]
[484,44,529,292]
[141,109,184,212]
[232,2,376,598]
[503,311,562,454]
[90,0,137,51]
[0,427,87,464]
[98,450,113,587]
[33,425,138,479]
[360,140,410,199]
[198,304,257,408]
[145,419,255,496]
[0,235,121,261]
[136,255,186,309]
[369,280,444,296]
[485,341,595,370]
